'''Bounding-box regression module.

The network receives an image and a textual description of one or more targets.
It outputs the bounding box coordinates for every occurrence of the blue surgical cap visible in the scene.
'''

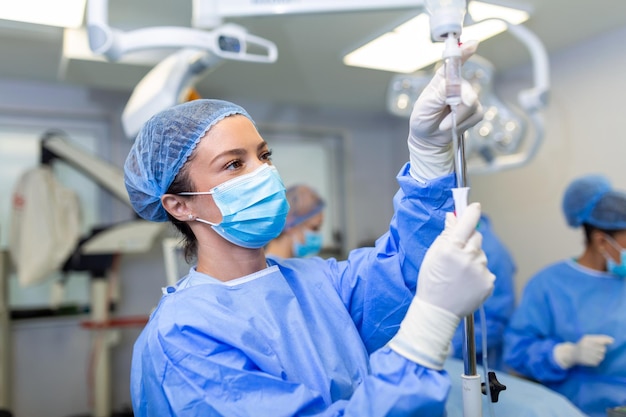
[562,174,626,230]
[284,184,325,229]
[124,99,253,222]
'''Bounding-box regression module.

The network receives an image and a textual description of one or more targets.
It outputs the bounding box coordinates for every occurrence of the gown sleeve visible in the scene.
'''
[326,164,456,352]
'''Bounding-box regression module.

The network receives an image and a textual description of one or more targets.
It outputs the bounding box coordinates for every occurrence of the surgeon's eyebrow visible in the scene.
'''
[210,141,269,165]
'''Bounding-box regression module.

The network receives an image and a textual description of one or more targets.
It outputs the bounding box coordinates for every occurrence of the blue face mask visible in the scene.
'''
[293,230,323,258]
[180,164,290,249]
[603,235,626,278]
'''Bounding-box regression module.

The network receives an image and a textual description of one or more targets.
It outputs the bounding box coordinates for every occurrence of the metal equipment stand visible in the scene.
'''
[0,249,13,416]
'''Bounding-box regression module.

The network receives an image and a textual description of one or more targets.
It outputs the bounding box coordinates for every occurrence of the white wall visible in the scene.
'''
[2,23,626,416]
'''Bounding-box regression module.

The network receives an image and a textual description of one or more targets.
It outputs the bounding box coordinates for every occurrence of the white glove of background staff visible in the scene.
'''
[553,334,614,369]
[408,40,484,182]
[388,202,495,370]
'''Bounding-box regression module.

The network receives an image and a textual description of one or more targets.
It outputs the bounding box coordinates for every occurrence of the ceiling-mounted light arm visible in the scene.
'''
[468,18,550,174]
[192,0,425,28]
[503,20,550,112]
[92,24,278,63]
[86,0,278,63]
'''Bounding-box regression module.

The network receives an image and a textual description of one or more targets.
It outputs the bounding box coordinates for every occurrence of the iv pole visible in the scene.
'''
[425,1,484,415]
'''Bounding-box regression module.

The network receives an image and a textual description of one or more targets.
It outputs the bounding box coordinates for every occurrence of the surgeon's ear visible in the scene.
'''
[590,230,609,251]
[161,194,192,222]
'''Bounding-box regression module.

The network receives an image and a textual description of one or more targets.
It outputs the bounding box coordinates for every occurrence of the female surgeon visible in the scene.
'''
[124,41,495,416]
[265,184,326,258]
[503,174,626,417]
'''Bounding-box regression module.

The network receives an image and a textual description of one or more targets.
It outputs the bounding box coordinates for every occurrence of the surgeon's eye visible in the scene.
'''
[260,149,273,162]
[225,159,243,170]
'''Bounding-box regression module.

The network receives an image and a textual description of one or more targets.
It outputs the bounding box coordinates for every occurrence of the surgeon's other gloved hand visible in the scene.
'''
[408,40,484,182]
[388,202,495,370]
[553,334,615,369]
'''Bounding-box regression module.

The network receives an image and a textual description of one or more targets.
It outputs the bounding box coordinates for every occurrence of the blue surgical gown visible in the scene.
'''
[503,259,626,417]
[451,214,516,371]
[131,164,459,416]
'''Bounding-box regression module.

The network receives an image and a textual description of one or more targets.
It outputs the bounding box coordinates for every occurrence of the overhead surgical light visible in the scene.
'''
[387,21,549,174]
[85,0,537,139]
[116,22,276,138]
[343,1,530,73]
[86,0,281,138]
[85,0,434,139]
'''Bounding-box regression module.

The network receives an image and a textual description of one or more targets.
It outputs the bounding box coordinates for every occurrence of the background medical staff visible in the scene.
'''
[503,174,626,417]
[265,184,325,258]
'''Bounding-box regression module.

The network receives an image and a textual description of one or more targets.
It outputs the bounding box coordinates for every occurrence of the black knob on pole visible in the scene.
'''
[481,371,507,402]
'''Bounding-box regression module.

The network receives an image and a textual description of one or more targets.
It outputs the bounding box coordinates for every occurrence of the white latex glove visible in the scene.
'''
[553,334,614,369]
[408,40,484,182]
[388,202,495,370]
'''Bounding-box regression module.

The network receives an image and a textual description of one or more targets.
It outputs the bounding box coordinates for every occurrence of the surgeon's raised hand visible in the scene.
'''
[388,202,495,370]
[408,40,484,182]
[553,334,615,369]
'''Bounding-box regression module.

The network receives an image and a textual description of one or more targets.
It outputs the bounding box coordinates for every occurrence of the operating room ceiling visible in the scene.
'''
[1,0,626,114]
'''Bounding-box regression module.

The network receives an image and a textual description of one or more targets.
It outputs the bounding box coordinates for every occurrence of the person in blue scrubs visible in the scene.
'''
[451,214,517,371]
[503,174,626,417]
[265,184,326,258]
[124,41,496,417]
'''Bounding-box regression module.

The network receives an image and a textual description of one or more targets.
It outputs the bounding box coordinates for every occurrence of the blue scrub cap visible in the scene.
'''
[284,184,325,229]
[124,99,253,222]
[562,174,626,230]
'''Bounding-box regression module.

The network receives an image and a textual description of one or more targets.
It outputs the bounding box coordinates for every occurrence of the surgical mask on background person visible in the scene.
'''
[603,235,626,278]
[293,230,323,258]
[180,164,290,248]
